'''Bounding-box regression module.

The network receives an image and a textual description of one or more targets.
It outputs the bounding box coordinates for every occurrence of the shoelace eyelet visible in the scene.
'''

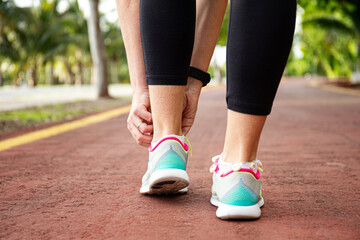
[250,162,257,172]
[209,164,217,173]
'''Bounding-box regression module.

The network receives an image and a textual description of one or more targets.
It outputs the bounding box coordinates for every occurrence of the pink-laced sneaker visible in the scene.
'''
[140,134,192,195]
[209,154,264,219]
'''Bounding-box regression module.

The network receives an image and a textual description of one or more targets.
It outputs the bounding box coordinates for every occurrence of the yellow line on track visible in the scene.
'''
[0,105,131,152]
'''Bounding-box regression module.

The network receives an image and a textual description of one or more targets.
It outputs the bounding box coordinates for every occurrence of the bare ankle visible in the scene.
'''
[153,128,183,142]
[222,151,257,163]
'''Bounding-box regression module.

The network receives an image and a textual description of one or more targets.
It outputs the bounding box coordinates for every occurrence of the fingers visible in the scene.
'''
[182,115,193,136]
[182,126,190,136]
[127,108,153,147]
[139,123,154,135]
[183,94,187,111]
[134,105,152,123]
[132,114,153,134]
[181,92,198,136]
[127,119,153,147]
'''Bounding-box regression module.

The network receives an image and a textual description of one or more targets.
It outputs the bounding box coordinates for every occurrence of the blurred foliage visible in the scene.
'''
[215,0,359,79]
[103,20,129,83]
[287,0,359,78]
[217,5,229,47]
[0,0,128,86]
[1,0,359,87]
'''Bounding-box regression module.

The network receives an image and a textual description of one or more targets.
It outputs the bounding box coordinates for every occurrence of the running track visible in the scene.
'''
[1,79,359,239]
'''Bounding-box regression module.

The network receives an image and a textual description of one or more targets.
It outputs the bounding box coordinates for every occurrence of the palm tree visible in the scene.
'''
[38,0,71,85]
[5,0,80,87]
[15,0,62,87]
[61,0,91,85]
[300,0,360,82]
[0,0,29,86]
[87,0,109,98]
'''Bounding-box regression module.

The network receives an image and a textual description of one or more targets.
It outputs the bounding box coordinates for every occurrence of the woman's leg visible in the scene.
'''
[148,86,186,141]
[223,0,297,163]
[140,0,228,141]
[139,0,229,195]
[223,111,266,163]
[140,0,195,141]
[210,0,297,220]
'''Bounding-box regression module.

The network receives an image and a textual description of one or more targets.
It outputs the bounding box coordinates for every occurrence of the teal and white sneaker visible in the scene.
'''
[210,154,264,219]
[140,134,191,195]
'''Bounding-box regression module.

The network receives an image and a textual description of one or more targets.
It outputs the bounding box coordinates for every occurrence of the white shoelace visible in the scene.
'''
[210,154,263,175]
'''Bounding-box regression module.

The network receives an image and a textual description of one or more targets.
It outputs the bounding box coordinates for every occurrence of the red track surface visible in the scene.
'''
[1,79,359,239]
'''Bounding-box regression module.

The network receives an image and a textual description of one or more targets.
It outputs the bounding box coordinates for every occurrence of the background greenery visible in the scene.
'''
[0,0,359,87]
[287,0,359,79]
[0,0,128,87]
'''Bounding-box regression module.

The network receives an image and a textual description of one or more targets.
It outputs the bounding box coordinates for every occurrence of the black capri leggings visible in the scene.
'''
[140,0,297,115]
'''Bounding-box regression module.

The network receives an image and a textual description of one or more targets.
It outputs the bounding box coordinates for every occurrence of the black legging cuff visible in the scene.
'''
[140,0,195,86]
[227,100,272,116]
[146,75,188,85]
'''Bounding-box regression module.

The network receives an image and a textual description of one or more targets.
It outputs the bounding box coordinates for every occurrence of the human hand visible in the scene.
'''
[127,87,153,147]
[182,77,202,135]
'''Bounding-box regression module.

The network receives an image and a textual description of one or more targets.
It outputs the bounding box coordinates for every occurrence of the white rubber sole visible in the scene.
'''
[210,194,264,219]
[140,169,190,195]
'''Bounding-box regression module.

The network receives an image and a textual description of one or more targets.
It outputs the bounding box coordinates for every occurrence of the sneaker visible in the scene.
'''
[209,154,264,219]
[140,134,191,195]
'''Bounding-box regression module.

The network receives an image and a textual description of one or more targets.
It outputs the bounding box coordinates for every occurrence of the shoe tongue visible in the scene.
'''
[151,134,185,148]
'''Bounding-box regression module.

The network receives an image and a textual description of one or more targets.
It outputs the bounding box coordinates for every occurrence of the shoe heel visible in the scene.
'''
[145,169,190,195]
[216,202,261,219]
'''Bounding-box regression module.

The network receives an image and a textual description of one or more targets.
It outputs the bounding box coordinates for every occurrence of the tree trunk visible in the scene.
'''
[76,61,84,85]
[0,25,2,86]
[111,59,118,83]
[65,60,75,85]
[28,59,37,87]
[87,0,109,98]
[0,60,3,86]
[0,69,2,86]
[350,47,359,84]
[50,60,56,85]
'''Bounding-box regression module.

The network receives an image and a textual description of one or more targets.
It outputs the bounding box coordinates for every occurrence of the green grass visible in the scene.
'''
[0,98,129,135]
[0,104,85,124]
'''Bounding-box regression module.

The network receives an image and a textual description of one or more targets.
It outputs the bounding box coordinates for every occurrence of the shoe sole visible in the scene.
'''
[140,169,190,195]
[210,194,264,219]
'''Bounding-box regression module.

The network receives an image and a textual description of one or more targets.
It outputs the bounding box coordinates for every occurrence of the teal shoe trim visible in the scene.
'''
[221,179,258,206]
[154,148,186,171]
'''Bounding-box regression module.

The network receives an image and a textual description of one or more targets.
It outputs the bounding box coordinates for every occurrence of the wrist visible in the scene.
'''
[187,77,203,93]
[188,66,211,87]
[132,85,148,95]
